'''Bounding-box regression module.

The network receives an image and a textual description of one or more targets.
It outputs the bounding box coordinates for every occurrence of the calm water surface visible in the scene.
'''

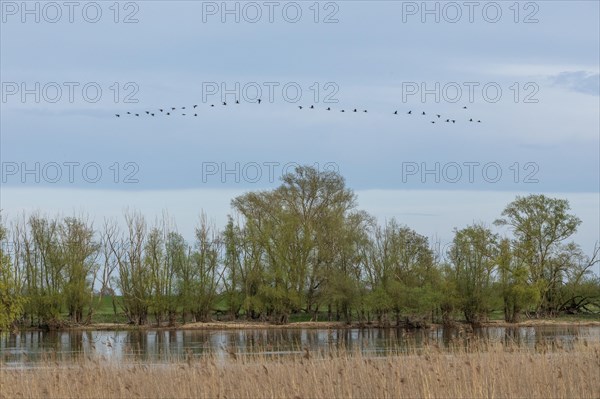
[1,326,599,368]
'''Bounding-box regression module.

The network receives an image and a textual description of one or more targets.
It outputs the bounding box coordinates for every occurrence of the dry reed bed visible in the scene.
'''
[1,341,599,399]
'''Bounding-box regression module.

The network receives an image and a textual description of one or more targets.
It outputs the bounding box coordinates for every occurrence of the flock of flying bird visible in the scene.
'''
[115,101,483,124]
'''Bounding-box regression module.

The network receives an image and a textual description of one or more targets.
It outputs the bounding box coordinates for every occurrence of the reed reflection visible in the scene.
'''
[1,325,598,368]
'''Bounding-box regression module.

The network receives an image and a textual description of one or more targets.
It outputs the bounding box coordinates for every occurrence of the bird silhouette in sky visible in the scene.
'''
[117,104,485,128]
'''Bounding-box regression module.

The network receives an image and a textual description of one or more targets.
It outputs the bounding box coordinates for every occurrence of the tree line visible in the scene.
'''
[1,166,598,330]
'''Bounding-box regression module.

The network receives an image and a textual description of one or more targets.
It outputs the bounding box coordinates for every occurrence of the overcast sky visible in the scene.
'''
[1,1,598,261]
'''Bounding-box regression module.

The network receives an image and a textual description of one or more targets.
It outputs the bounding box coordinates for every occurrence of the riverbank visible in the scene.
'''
[8,317,600,333]
[2,341,598,398]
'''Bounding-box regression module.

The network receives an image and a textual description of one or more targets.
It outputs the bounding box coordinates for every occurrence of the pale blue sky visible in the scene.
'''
[1,1,599,256]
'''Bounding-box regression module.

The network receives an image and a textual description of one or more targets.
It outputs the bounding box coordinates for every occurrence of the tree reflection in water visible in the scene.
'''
[1,325,598,368]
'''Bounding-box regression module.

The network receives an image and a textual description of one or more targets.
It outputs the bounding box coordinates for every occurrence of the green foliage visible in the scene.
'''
[495,237,540,322]
[0,218,27,330]
[363,219,442,325]
[448,224,498,324]
[110,212,151,325]
[366,286,392,316]
[60,217,99,323]
[495,194,595,318]
[231,165,359,322]
[2,171,598,327]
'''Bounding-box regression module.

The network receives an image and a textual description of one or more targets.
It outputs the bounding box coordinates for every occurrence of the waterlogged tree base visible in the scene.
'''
[7,317,600,333]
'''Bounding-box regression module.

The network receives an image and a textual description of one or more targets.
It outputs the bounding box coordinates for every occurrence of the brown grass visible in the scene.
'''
[1,341,599,399]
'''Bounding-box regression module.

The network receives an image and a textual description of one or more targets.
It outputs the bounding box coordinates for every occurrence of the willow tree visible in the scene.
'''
[187,215,222,322]
[280,167,358,321]
[316,210,372,324]
[107,213,151,325]
[230,192,273,320]
[145,227,177,324]
[497,238,539,323]
[0,216,26,330]
[448,224,499,325]
[232,189,301,323]
[231,165,357,323]
[365,219,440,326]
[548,243,599,315]
[60,216,99,323]
[495,195,583,316]
[166,231,192,322]
[222,215,265,320]
[14,214,64,326]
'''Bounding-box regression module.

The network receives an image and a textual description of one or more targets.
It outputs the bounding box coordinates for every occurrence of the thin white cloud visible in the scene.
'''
[550,71,600,96]
[473,64,599,78]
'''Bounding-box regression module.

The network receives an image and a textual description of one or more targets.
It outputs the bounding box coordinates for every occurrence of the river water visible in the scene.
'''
[1,325,599,368]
